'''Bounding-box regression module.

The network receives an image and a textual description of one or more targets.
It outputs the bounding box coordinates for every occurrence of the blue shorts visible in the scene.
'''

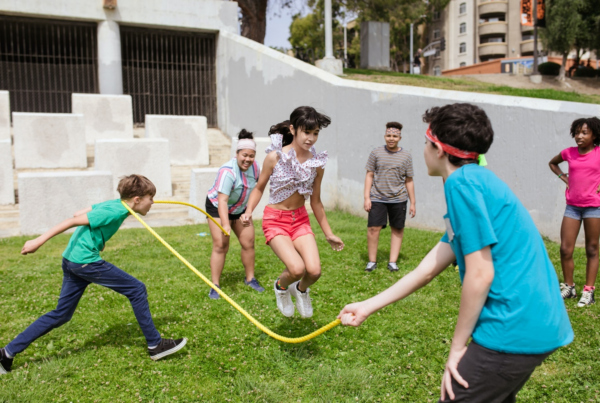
[564,205,600,220]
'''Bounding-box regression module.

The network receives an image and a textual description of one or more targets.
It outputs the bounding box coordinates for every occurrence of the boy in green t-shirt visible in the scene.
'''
[0,175,186,374]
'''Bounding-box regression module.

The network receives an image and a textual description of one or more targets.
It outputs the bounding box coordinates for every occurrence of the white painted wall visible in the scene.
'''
[0,91,9,141]
[0,139,14,205]
[217,30,600,244]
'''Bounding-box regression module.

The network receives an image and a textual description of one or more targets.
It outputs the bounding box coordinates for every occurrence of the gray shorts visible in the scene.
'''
[564,204,600,220]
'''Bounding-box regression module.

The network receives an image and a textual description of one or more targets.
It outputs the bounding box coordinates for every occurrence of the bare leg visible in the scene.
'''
[231,219,256,282]
[389,227,405,263]
[268,235,306,288]
[208,218,230,286]
[582,218,600,287]
[367,226,382,262]
[292,234,322,291]
[560,216,582,285]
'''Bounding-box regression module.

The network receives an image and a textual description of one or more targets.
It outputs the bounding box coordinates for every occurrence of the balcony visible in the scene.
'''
[478,21,508,36]
[521,24,533,33]
[520,40,542,54]
[478,42,507,57]
[479,0,508,16]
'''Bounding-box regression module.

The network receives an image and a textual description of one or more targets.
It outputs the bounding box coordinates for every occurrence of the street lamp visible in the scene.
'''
[410,15,427,74]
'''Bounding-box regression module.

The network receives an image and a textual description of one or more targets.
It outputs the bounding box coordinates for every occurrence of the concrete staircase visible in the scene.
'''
[1,128,232,237]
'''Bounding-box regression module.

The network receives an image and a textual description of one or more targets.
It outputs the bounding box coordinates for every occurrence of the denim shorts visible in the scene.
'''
[564,204,600,220]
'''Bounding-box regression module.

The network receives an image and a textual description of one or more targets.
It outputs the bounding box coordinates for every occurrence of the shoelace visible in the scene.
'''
[580,291,593,304]
[560,284,573,297]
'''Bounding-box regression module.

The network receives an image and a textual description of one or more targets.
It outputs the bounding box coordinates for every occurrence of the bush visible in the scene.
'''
[537,62,561,76]
[574,66,597,78]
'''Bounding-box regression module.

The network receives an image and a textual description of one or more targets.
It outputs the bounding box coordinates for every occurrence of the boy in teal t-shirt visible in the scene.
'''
[338,104,573,402]
[1,175,187,375]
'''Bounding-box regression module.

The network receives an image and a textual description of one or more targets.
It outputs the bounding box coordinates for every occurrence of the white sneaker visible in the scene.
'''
[273,280,294,317]
[577,289,595,307]
[289,281,313,318]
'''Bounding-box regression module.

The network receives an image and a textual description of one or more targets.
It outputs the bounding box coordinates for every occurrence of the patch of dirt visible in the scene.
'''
[459,74,600,96]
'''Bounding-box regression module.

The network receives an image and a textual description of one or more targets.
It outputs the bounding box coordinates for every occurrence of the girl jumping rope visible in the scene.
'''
[241,106,344,318]
[205,129,265,299]
[549,117,600,307]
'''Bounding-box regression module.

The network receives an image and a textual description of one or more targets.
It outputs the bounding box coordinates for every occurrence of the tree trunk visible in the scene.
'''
[558,52,568,82]
[237,0,268,44]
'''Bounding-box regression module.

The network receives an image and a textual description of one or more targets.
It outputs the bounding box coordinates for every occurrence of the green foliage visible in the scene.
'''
[574,66,598,78]
[540,0,583,55]
[538,62,562,76]
[1,212,600,402]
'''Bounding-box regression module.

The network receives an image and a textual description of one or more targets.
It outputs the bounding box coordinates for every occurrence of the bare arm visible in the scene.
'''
[549,154,568,187]
[217,193,231,235]
[364,171,374,212]
[310,167,344,251]
[242,152,277,223]
[406,177,416,218]
[74,206,92,217]
[338,241,455,325]
[441,246,494,400]
[21,214,90,255]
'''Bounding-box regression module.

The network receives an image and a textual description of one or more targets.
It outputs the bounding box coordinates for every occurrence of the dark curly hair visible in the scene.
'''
[268,120,292,146]
[422,103,494,167]
[570,117,600,146]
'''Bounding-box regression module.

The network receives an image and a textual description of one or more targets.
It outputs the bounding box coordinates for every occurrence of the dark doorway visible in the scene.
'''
[0,16,99,115]
[120,26,217,126]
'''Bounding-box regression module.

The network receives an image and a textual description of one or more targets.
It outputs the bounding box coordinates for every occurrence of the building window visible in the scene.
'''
[433,66,441,76]
[481,36,504,44]
[460,62,467,67]
[460,23,466,34]
[433,10,441,20]
[522,34,534,41]
[459,2,466,14]
[433,29,440,40]
[459,42,466,53]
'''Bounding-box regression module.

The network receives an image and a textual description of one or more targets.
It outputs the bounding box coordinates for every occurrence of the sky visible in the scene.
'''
[263,2,307,49]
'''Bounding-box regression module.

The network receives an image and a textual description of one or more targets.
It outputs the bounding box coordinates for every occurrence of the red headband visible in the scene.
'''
[425,126,479,160]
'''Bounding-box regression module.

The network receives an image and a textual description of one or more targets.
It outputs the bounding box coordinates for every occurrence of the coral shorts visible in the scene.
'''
[262,205,315,244]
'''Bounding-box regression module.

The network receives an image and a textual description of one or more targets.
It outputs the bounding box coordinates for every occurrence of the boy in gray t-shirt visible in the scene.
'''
[363,122,416,272]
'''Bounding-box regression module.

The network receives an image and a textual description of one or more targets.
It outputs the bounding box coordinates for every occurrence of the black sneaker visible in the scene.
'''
[0,348,13,374]
[365,262,377,272]
[148,338,187,361]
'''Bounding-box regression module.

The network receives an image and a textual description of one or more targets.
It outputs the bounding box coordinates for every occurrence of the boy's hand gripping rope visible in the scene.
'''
[121,200,341,343]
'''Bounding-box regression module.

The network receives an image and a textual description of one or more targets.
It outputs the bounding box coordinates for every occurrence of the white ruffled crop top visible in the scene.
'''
[265,133,328,204]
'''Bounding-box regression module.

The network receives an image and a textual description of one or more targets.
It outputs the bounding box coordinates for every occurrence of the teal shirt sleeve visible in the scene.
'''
[441,232,449,243]
[87,199,126,229]
[447,184,498,255]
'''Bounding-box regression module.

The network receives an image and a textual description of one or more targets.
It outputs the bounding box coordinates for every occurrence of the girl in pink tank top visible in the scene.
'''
[549,117,600,307]
[242,106,344,319]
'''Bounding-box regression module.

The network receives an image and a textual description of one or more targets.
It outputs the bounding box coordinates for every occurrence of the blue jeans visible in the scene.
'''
[5,258,161,356]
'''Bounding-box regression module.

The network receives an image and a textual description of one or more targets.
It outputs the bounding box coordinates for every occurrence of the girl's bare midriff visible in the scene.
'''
[267,191,306,211]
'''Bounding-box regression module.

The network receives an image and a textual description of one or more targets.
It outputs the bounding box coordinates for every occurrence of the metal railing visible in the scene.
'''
[120,26,217,126]
[0,16,98,115]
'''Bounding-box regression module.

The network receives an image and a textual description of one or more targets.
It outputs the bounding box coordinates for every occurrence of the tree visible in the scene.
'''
[540,0,583,81]
[237,0,294,44]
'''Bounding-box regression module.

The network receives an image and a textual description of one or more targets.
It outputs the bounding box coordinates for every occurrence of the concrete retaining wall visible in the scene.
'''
[18,171,113,235]
[145,115,209,166]
[95,139,172,198]
[217,30,600,244]
[0,91,9,141]
[72,94,134,144]
[0,139,14,205]
[13,113,87,169]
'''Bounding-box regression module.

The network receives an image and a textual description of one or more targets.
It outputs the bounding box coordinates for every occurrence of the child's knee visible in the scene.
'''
[213,240,230,254]
[306,266,321,280]
[560,244,574,258]
[586,243,599,258]
[288,262,306,279]
[368,226,382,235]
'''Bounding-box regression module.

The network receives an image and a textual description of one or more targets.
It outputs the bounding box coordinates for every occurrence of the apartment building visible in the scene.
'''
[424,0,538,75]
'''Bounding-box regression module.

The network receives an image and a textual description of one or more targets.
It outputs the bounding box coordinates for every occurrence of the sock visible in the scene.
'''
[276,278,287,291]
[583,285,596,292]
[148,345,158,350]
[4,350,13,359]
[296,283,306,293]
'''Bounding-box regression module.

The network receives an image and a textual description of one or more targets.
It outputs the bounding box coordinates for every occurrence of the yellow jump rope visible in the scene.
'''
[121,200,341,344]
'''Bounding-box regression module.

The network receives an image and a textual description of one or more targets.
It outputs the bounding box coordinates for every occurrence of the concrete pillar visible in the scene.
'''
[97,21,123,95]
[324,0,333,58]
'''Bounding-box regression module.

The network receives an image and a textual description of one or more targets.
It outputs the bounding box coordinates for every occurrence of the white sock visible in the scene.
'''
[148,345,158,350]
[4,350,13,359]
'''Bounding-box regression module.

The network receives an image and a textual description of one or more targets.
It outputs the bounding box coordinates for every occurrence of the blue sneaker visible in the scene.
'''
[244,278,265,292]
[209,285,221,300]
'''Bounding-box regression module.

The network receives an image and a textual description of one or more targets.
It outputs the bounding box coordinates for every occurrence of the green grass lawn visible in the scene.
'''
[343,68,600,105]
[1,211,599,402]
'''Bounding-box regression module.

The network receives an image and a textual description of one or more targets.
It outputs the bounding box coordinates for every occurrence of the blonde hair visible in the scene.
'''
[117,175,156,199]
